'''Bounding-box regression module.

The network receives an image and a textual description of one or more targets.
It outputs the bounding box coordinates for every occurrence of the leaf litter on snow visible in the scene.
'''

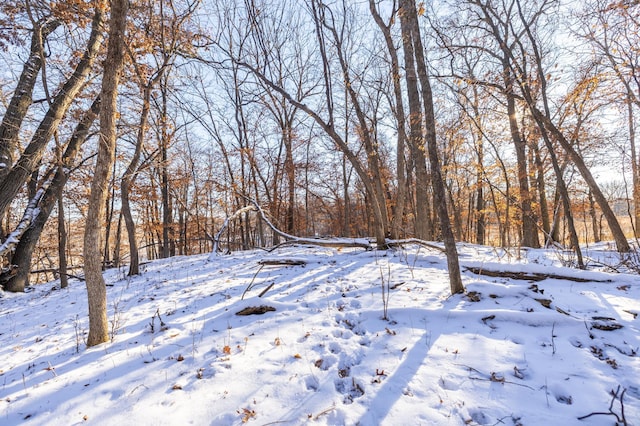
[0,244,638,425]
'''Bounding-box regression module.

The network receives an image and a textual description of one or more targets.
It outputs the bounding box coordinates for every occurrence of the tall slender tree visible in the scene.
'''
[84,0,129,347]
[400,0,464,294]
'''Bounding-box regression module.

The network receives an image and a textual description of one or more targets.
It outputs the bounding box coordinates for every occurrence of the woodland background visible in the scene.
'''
[1,0,639,334]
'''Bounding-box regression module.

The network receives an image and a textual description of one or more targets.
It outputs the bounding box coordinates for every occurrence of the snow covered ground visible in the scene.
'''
[0,243,638,425]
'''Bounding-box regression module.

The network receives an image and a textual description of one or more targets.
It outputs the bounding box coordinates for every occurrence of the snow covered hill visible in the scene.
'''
[1,244,638,425]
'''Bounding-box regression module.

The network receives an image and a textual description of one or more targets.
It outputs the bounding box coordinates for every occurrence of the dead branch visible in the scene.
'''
[212,200,372,255]
[385,238,446,253]
[464,267,612,283]
[241,259,307,299]
[250,199,371,250]
[258,259,307,266]
[236,305,276,316]
[212,205,255,254]
[577,385,627,425]
[266,238,372,251]
[455,364,535,390]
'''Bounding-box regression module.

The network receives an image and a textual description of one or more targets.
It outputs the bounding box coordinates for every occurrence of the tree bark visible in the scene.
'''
[57,181,69,289]
[531,139,551,244]
[588,190,601,243]
[84,0,128,347]
[284,122,296,234]
[160,81,173,258]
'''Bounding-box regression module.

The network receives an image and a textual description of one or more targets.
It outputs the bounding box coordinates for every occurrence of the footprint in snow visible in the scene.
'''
[328,341,342,354]
[334,377,365,404]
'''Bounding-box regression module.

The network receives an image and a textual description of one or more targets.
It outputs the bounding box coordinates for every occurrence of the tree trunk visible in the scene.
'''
[628,97,640,239]
[504,71,539,248]
[84,0,128,347]
[401,0,464,294]
[160,82,172,258]
[529,105,630,252]
[122,84,153,276]
[531,139,552,244]
[113,211,123,268]
[342,155,351,236]
[399,5,433,241]
[0,11,103,216]
[103,173,115,268]
[4,97,100,292]
[57,182,68,289]
[311,0,390,247]
[588,190,601,243]
[283,114,296,235]
[532,114,584,268]
[470,86,485,245]
[0,18,60,183]
[368,0,408,240]
[506,0,628,252]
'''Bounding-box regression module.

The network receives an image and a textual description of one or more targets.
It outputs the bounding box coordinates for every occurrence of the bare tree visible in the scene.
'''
[84,0,129,347]
[368,1,409,240]
[499,0,631,253]
[400,0,464,294]
[577,0,640,239]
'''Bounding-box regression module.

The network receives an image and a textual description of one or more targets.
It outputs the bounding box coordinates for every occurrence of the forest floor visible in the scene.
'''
[0,242,639,425]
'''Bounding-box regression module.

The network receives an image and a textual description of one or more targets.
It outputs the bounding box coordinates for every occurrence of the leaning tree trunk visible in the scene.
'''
[0,18,60,183]
[310,0,390,247]
[84,0,128,347]
[532,114,584,268]
[0,10,103,217]
[401,0,464,295]
[1,97,100,292]
[529,105,630,253]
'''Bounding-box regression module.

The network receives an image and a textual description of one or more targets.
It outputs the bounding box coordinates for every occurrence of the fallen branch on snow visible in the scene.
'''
[211,200,372,255]
[464,267,612,283]
[577,385,627,425]
[385,238,446,253]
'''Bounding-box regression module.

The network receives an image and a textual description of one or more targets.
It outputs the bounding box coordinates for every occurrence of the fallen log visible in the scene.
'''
[258,259,307,266]
[236,305,276,316]
[464,267,612,283]
[385,238,446,253]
